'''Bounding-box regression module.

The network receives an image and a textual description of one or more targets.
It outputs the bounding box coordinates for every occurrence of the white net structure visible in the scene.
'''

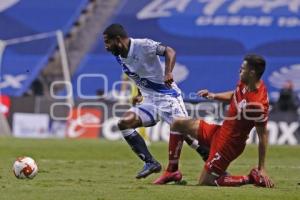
[0,31,74,135]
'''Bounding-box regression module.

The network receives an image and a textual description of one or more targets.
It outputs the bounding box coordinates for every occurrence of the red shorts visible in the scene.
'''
[198,120,247,176]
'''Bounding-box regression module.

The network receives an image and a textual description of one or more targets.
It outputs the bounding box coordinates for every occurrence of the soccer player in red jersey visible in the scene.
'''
[170,54,274,187]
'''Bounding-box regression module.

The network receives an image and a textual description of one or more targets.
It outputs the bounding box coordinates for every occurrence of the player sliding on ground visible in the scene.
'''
[103,23,208,182]
[171,54,274,187]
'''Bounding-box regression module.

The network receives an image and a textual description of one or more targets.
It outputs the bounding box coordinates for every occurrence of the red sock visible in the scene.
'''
[215,175,250,187]
[166,132,183,172]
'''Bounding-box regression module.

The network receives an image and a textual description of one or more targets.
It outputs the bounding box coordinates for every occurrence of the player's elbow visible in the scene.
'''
[166,46,176,59]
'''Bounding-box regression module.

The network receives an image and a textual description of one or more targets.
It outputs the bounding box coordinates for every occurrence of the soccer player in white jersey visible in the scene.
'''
[103,24,208,184]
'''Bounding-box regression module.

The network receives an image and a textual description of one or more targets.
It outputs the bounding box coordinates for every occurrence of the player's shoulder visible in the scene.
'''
[258,80,268,96]
[133,38,161,55]
[133,38,158,46]
[249,81,269,103]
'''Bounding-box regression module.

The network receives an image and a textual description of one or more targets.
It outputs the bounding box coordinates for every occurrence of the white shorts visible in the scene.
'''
[129,95,188,126]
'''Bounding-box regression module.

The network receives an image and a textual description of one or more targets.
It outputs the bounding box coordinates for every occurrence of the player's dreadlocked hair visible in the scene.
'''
[244,54,266,80]
[103,23,128,39]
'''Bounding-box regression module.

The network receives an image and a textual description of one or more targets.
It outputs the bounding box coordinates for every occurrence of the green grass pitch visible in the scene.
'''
[0,137,299,200]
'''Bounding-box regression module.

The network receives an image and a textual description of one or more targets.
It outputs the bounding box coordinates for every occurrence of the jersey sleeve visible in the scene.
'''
[141,38,161,58]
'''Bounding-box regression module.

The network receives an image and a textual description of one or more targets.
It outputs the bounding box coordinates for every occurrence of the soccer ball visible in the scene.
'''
[13,157,38,179]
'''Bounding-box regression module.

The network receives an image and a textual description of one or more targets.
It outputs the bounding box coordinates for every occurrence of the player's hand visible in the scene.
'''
[132,95,143,106]
[258,168,274,188]
[164,73,174,88]
[197,89,215,100]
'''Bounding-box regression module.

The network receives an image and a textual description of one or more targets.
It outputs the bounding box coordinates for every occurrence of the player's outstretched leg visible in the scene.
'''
[153,136,209,185]
[184,135,209,161]
[166,118,209,161]
[154,119,206,185]
[172,119,209,160]
[153,132,183,184]
[118,112,161,179]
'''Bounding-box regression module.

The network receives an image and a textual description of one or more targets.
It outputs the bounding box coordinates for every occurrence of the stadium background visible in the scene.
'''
[1,0,299,144]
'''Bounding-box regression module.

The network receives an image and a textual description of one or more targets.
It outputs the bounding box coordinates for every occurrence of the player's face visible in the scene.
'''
[239,61,251,84]
[103,34,122,56]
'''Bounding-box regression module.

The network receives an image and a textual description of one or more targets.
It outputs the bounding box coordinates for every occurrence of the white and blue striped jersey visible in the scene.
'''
[116,38,181,97]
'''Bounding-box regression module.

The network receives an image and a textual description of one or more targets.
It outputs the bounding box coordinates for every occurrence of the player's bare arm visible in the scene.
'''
[256,126,268,170]
[256,125,274,188]
[163,46,176,87]
[197,89,234,102]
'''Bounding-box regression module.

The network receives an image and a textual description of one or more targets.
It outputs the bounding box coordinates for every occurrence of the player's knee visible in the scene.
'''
[117,111,141,130]
[117,118,140,130]
[117,119,130,130]
[171,120,187,134]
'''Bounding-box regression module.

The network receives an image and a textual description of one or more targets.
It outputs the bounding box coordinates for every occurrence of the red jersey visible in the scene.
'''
[220,80,269,142]
[199,80,269,176]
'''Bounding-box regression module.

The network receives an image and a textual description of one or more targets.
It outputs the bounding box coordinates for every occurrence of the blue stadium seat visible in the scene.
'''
[0,0,89,96]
